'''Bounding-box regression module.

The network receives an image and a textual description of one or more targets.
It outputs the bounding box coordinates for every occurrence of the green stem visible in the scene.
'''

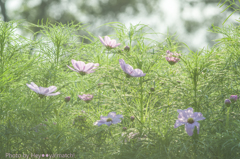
[226,107,230,129]
[107,49,109,71]
[167,67,171,123]
[140,77,143,123]
[98,88,100,113]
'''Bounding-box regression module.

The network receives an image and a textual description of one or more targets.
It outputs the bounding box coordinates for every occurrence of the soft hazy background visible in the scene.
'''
[1,0,239,51]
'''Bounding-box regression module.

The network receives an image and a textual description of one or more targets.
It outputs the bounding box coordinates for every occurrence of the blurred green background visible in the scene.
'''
[0,0,239,51]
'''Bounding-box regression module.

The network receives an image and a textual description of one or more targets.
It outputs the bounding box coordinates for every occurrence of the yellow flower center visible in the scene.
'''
[106,118,112,122]
[187,118,194,124]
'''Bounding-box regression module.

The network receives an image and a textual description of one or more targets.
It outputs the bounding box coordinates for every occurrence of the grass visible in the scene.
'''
[0,18,240,159]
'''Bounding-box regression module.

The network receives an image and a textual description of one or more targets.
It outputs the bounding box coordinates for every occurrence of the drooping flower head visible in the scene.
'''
[94,112,123,126]
[78,94,93,103]
[165,50,181,65]
[119,59,146,78]
[26,82,60,98]
[99,36,121,49]
[67,59,99,76]
[174,107,205,136]
[230,95,238,103]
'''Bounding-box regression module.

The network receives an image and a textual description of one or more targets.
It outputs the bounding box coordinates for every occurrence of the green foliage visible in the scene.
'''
[1,17,240,159]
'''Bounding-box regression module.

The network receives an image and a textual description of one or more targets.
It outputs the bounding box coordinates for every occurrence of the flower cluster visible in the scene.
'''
[27,35,192,138]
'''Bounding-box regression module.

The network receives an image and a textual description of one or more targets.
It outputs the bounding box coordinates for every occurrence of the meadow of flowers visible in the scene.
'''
[0,17,240,159]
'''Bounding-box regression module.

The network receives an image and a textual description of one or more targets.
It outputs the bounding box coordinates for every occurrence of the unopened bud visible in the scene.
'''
[130,116,135,121]
[230,95,238,103]
[98,83,104,88]
[224,99,231,107]
[64,96,71,102]
[124,45,130,52]
[150,87,155,92]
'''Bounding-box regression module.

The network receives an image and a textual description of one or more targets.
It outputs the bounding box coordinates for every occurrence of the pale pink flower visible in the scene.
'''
[67,59,99,76]
[174,107,205,136]
[98,36,121,49]
[119,59,146,77]
[78,94,93,103]
[94,112,123,126]
[165,50,181,65]
[26,82,60,97]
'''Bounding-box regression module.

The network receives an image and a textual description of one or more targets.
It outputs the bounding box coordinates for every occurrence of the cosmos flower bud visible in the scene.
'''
[124,45,130,52]
[64,96,71,102]
[150,87,155,92]
[224,99,231,107]
[98,83,104,88]
[130,116,135,121]
[230,95,238,103]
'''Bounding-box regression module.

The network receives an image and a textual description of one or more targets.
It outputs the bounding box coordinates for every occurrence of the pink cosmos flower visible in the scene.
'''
[119,59,146,77]
[26,82,60,98]
[67,59,99,76]
[78,94,93,103]
[165,50,181,65]
[98,36,121,49]
[174,107,205,136]
[94,112,123,126]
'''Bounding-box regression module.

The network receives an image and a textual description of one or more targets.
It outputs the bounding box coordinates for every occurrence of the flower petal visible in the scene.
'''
[115,43,121,47]
[105,121,112,126]
[110,39,116,47]
[84,63,95,72]
[192,112,206,121]
[47,92,60,96]
[185,122,200,136]
[174,120,186,128]
[107,112,116,118]
[99,36,107,46]
[67,65,78,72]
[131,69,146,77]
[104,36,111,45]
[75,61,85,72]
[94,120,105,126]
[39,87,48,95]
[26,83,39,94]
[47,86,57,94]
[112,118,121,124]
[115,114,123,119]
